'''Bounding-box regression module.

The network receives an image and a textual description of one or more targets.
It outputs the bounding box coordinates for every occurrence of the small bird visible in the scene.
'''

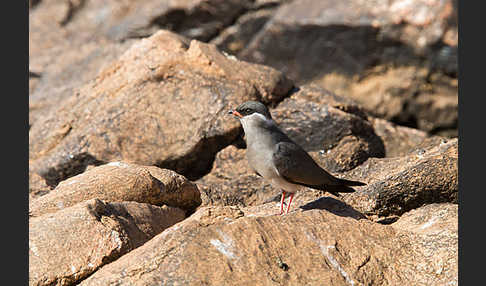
[229,101,365,214]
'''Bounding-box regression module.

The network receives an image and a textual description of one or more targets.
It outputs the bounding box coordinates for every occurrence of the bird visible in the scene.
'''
[228,101,365,215]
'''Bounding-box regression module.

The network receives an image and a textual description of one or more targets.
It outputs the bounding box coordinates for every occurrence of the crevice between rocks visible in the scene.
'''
[154,1,286,43]
[39,153,106,188]
[121,0,285,44]
[155,131,241,182]
[59,0,87,27]
[29,0,41,9]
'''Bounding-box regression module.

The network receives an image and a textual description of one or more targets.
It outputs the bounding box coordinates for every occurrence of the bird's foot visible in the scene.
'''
[285,193,294,214]
[279,190,286,215]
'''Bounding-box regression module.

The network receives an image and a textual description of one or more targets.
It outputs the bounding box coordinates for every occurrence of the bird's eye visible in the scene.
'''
[244,108,251,113]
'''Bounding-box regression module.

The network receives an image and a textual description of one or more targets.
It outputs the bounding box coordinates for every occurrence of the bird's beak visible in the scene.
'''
[228,109,243,118]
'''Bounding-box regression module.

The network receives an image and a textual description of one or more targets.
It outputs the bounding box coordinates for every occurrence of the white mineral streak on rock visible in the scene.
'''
[305,231,355,286]
[210,229,238,260]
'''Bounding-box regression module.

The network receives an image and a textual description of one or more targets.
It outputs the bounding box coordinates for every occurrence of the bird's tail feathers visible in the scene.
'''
[324,179,366,196]
[326,184,357,194]
[335,178,366,187]
[297,178,365,195]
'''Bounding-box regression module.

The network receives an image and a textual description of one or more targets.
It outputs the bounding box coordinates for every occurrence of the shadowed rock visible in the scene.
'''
[29,171,52,200]
[235,0,457,136]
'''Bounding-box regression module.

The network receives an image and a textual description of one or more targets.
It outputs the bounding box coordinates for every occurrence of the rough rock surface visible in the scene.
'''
[392,203,458,235]
[29,30,293,187]
[391,203,458,285]
[369,117,430,158]
[342,137,458,222]
[29,162,201,217]
[233,0,457,136]
[30,0,457,136]
[29,199,185,286]
[346,66,458,137]
[79,202,457,285]
[240,0,457,78]
[274,85,431,159]
[29,0,256,126]
[210,3,280,56]
[29,171,52,200]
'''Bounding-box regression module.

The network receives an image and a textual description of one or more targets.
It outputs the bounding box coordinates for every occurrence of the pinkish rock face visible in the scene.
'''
[78,203,457,286]
[29,162,201,217]
[29,199,185,286]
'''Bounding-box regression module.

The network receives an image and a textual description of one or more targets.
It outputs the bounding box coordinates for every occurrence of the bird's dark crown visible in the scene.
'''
[235,101,272,119]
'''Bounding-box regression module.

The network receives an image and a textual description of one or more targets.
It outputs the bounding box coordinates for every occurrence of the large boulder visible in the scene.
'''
[29,162,201,217]
[368,117,430,158]
[29,0,256,126]
[391,203,458,284]
[29,30,293,187]
[231,0,457,136]
[210,2,283,56]
[29,199,185,286]
[79,202,457,285]
[342,137,458,222]
[29,170,52,200]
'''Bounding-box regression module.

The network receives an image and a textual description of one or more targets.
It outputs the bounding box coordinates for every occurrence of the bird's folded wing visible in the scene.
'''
[272,141,338,187]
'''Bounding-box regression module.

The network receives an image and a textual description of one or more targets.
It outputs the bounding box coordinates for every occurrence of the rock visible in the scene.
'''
[29,0,135,125]
[132,0,254,42]
[346,66,458,137]
[29,199,185,286]
[29,30,293,186]
[342,138,458,221]
[29,171,52,200]
[240,0,457,81]
[29,0,256,127]
[391,203,458,285]
[29,162,201,217]
[236,0,457,136]
[79,203,457,285]
[211,5,278,56]
[29,40,135,127]
[369,117,430,158]
[392,203,458,235]
[278,85,433,159]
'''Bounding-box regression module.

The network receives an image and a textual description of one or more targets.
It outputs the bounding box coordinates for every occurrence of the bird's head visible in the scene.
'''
[228,101,273,120]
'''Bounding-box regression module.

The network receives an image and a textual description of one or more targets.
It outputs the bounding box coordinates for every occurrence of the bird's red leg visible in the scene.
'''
[280,190,286,215]
[286,193,294,214]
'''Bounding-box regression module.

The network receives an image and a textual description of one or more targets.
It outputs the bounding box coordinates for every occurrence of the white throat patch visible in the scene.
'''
[239,113,273,131]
